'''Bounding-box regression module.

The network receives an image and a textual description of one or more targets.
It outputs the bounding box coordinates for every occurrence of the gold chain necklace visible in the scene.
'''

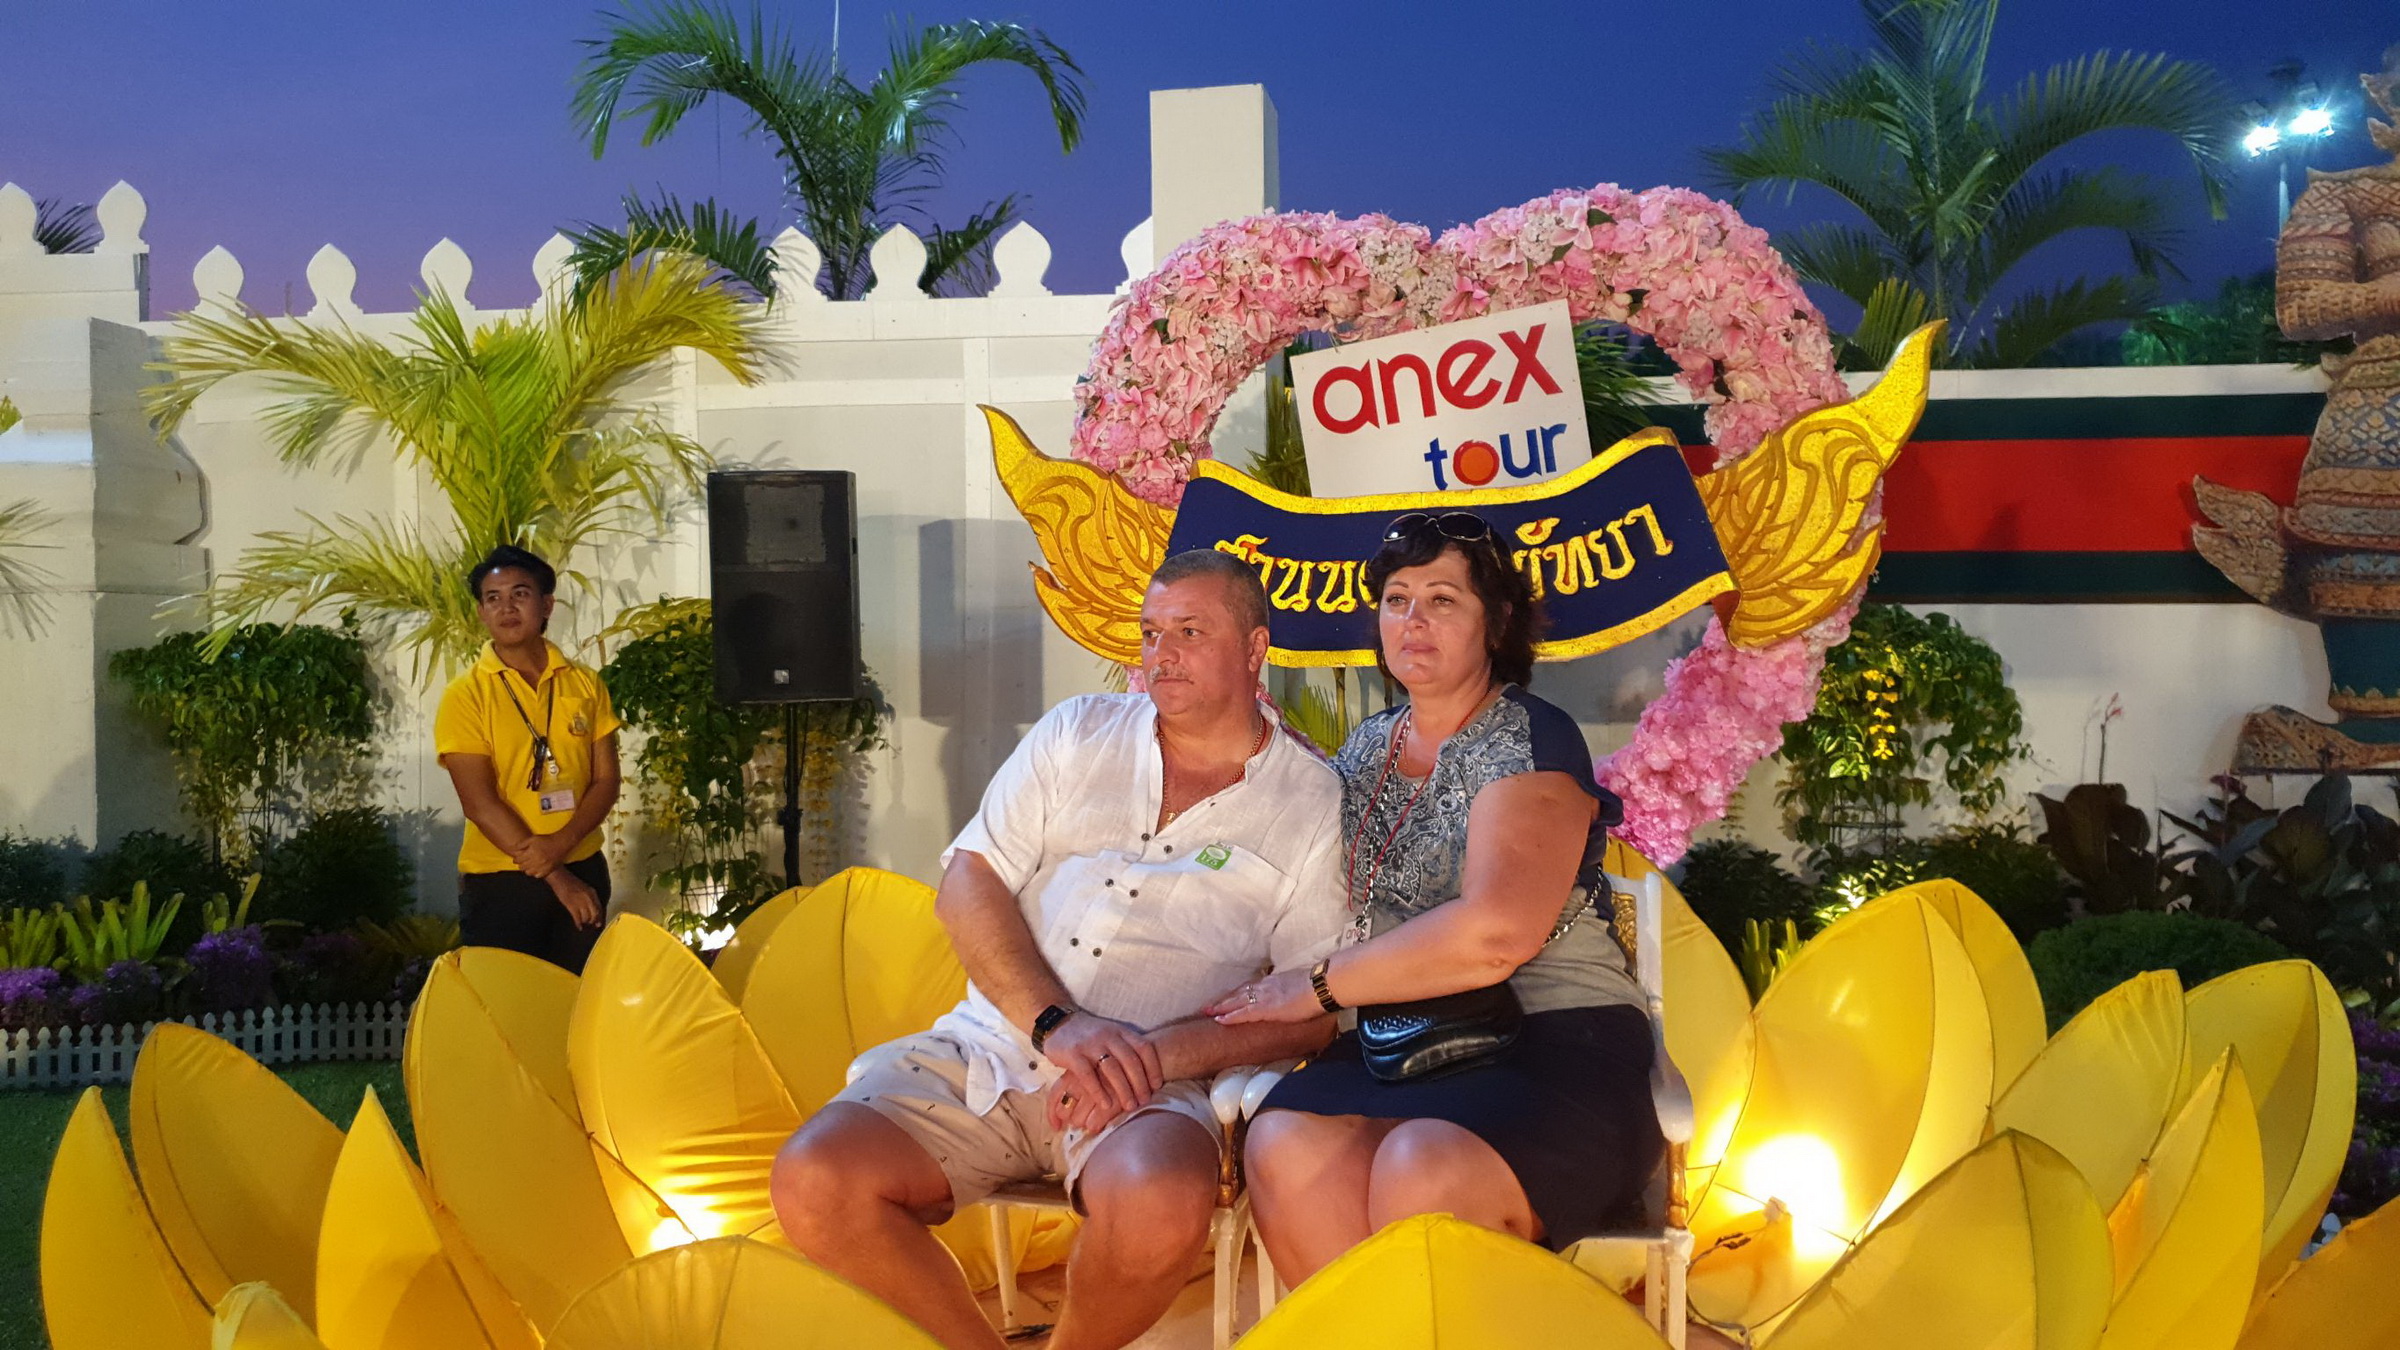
[1158,714,1270,826]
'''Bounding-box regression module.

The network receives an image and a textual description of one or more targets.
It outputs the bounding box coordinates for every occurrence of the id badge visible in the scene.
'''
[537,787,576,815]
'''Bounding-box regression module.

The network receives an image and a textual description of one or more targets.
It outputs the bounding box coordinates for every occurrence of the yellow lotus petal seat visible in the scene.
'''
[40,1087,212,1350]
[316,1086,538,1349]
[406,948,675,1328]
[1990,971,2189,1210]
[544,1235,941,1349]
[214,1283,331,1350]
[1243,1212,1670,1349]
[2240,1191,2400,1348]
[129,1023,346,1324]
[2097,1051,2265,1350]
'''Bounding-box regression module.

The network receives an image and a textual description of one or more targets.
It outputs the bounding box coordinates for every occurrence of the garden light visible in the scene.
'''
[2245,123,2283,156]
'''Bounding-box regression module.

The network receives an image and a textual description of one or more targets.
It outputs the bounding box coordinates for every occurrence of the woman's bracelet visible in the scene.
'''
[1309,958,1343,1013]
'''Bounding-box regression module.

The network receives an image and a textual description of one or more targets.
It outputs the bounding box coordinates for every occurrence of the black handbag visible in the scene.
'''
[1356,980,1524,1083]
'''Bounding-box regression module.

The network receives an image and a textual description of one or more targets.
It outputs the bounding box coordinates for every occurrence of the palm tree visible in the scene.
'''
[1703,0,2235,368]
[568,5,1087,303]
[143,254,768,676]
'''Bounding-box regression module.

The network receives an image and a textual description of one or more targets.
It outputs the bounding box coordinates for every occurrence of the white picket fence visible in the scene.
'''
[0,1001,411,1090]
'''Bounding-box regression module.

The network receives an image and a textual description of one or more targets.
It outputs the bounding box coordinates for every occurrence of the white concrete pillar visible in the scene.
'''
[0,318,205,845]
[1149,85,1282,472]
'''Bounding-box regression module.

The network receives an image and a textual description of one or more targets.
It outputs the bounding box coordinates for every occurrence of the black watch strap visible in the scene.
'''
[1031,1003,1077,1053]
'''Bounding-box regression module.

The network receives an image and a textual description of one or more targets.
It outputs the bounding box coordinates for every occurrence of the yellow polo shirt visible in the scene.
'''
[434,640,624,874]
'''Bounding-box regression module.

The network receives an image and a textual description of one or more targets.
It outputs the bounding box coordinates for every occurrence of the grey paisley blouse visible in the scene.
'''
[1332,684,1645,1014]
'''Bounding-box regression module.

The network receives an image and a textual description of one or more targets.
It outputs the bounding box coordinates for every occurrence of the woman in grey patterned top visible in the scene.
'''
[1207,510,1663,1278]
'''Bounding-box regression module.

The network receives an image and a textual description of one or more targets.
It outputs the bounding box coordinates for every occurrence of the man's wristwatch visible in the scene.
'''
[1309,958,1342,1013]
[1030,1002,1078,1053]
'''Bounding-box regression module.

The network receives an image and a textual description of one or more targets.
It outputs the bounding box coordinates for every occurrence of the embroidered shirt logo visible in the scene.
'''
[1195,844,1232,870]
[569,712,591,737]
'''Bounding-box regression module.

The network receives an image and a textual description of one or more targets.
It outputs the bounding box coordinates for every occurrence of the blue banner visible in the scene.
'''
[1166,430,1736,666]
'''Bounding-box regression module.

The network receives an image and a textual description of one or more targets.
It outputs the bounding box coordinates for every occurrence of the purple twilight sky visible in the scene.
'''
[2,1,2385,322]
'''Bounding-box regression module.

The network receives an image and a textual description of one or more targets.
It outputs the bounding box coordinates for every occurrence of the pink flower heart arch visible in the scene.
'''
[1069,185,1856,862]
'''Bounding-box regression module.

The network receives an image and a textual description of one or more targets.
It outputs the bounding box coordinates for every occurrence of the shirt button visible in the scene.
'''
[1092,948,1103,958]
[1128,889,1139,898]
[1163,845,1173,853]
[1069,937,1079,947]
[1141,832,1151,841]
[1105,879,1116,887]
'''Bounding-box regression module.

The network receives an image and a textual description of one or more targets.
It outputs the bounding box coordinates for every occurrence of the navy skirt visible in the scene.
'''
[1257,1003,1663,1249]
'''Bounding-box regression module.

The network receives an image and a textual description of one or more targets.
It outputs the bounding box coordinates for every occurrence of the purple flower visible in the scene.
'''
[278,928,381,1007]
[185,925,274,1015]
[0,965,66,1031]
[69,959,165,1028]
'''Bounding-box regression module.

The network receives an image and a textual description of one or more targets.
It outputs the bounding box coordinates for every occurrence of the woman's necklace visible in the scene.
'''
[1157,713,1271,827]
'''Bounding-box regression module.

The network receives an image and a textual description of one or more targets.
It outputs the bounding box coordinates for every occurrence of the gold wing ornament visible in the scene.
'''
[1695,321,1944,647]
[985,406,1172,666]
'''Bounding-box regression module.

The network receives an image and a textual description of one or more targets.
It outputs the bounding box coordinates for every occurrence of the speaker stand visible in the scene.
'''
[779,704,811,890]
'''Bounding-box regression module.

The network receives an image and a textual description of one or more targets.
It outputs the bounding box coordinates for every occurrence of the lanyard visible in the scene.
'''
[496,669,558,791]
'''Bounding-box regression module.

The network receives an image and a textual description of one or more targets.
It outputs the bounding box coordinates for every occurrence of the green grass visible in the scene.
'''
[0,1059,410,1350]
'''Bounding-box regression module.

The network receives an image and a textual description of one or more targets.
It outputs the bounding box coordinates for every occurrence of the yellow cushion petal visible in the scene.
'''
[41,1087,212,1350]
[571,916,800,1245]
[740,868,961,1117]
[1991,971,2188,1210]
[2099,1051,2264,1350]
[316,1087,538,1350]
[711,884,812,1004]
[2240,1193,2400,1349]
[1690,890,1995,1331]
[130,1023,345,1323]
[212,1283,329,1350]
[1762,1132,2111,1350]
[2184,961,2356,1290]
[544,1236,941,1349]
[444,946,582,1113]
[1243,1213,1667,1349]
[1886,879,2048,1096]
[405,952,664,1329]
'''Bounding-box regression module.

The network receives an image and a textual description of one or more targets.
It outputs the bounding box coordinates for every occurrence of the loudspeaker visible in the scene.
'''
[707,470,862,703]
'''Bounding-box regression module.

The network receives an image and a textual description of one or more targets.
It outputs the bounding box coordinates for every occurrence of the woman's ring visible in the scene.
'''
[1246,987,1258,1004]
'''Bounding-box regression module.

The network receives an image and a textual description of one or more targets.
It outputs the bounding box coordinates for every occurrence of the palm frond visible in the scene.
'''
[203,515,480,678]
[866,20,1087,159]
[143,306,431,469]
[1778,222,1914,308]
[0,497,58,638]
[1986,50,2236,216]
[565,192,779,306]
[1969,169,2184,305]
[1967,276,2155,368]
[1701,97,1917,242]
[573,1,826,162]
[35,199,98,255]
[1575,325,1662,445]
[1847,278,1936,370]
[917,198,1017,297]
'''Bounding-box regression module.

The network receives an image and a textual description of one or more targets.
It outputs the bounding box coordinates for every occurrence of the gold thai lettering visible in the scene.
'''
[1510,503,1679,600]
[1211,537,1378,616]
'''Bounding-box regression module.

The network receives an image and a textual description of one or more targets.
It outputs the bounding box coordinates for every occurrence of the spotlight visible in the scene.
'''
[2289,107,2335,137]
[2244,123,2283,156]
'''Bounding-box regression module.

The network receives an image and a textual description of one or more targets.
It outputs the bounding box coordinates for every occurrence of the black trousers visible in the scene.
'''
[457,854,610,974]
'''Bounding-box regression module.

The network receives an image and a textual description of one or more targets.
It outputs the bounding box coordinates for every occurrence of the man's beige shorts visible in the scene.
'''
[834,1031,1222,1212]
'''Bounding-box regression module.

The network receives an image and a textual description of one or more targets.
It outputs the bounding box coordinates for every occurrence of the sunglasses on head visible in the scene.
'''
[1383,511,1497,546]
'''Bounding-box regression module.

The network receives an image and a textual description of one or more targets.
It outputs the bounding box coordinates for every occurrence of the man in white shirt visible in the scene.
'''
[770,550,1347,1350]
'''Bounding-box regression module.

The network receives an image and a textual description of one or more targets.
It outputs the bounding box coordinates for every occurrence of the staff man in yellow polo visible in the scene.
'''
[434,545,624,972]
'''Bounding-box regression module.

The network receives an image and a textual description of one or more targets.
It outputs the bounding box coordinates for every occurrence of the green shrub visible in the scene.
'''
[0,832,74,908]
[1678,840,1820,956]
[83,830,237,949]
[254,809,414,932]
[2028,912,2290,1031]
[1908,825,2070,941]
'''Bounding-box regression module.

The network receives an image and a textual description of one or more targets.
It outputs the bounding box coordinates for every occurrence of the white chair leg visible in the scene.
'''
[1664,1232,1692,1350]
[988,1204,1021,1332]
[1253,1216,1280,1316]
[1211,1208,1239,1350]
[1644,1242,1666,1332]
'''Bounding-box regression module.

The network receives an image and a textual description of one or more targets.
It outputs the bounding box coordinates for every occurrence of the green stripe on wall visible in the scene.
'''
[1869,552,2247,603]
[1651,391,2322,444]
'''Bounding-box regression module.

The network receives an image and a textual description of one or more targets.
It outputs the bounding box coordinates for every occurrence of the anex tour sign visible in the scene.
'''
[1293,301,1591,498]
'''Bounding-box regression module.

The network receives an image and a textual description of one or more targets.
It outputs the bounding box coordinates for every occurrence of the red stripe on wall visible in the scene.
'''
[1877,436,2311,553]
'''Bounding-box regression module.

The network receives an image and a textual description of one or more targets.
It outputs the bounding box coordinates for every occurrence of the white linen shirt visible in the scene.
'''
[934,693,1348,1114]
